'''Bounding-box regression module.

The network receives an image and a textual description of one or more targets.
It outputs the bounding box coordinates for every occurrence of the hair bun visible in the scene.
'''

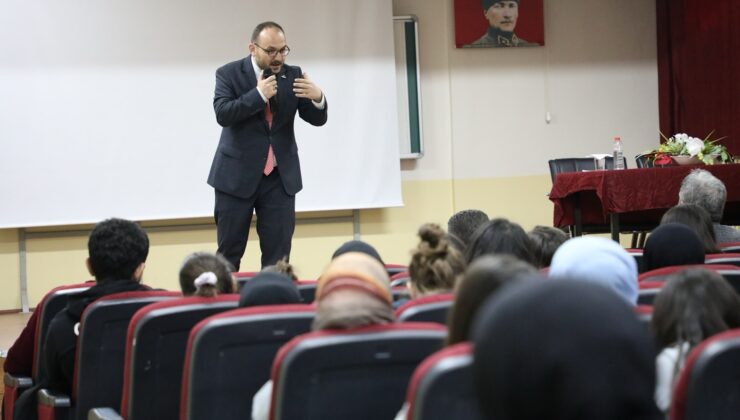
[418,223,446,251]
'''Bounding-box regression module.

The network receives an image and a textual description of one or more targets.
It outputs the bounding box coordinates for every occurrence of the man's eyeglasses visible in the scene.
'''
[254,44,291,57]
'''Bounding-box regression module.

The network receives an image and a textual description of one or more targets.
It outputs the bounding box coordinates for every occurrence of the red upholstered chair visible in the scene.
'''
[386,264,408,277]
[233,271,259,280]
[390,271,410,287]
[268,322,446,420]
[638,264,739,282]
[37,291,180,420]
[718,242,740,253]
[294,280,317,303]
[87,295,240,420]
[669,329,740,420]
[179,304,315,420]
[403,342,483,420]
[3,282,92,420]
[625,248,645,273]
[637,281,663,305]
[394,293,454,325]
[634,304,653,331]
[705,253,740,267]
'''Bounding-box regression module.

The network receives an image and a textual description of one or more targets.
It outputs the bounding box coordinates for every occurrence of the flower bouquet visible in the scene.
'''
[649,132,730,165]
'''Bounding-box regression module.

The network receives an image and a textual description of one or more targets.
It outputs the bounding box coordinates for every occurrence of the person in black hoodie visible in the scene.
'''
[14,218,151,420]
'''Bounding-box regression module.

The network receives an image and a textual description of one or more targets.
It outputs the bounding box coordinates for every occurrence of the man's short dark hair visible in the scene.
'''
[448,209,489,250]
[88,218,149,282]
[251,21,285,43]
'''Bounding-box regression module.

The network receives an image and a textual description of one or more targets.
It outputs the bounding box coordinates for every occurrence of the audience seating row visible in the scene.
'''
[12,281,452,420]
[3,283,92,420]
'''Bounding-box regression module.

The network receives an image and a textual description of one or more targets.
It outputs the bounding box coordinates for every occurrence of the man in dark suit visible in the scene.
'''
[208,21,327,271]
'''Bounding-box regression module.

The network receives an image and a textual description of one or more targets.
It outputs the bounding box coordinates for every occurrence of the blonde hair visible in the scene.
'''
[408,224,466,296]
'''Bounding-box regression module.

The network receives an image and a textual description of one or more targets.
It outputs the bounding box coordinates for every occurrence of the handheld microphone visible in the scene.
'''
[262,68,279,116]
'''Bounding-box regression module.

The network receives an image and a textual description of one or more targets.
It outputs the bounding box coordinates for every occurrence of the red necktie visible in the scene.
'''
[263,101,275,176]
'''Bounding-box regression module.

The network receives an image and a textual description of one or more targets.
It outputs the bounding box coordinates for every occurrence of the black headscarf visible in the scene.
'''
[238,272,301,307]
[643,223,705,272]
[472,279,660,420]
[331,240,385,265]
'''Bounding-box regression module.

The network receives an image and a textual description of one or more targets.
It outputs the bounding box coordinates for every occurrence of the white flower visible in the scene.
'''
[673,133,689,144]
[685,137,704,156]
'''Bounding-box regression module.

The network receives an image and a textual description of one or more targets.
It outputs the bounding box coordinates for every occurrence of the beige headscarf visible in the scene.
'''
[313,252,394,330]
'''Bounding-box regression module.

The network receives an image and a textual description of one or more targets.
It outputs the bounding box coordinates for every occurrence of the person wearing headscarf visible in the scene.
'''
[472,280,661,420]
[642,223,705,272]
[251,252,394,420]
[238,271,301,307]
[548,237,639,305]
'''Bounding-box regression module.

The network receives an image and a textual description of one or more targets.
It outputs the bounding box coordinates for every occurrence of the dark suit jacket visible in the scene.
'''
[207,56,328,199]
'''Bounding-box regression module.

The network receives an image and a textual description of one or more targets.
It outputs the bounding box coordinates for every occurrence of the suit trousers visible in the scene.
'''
[214,167,296,271]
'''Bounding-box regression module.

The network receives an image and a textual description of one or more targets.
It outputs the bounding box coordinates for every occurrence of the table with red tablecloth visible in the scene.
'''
[548,164,740,241]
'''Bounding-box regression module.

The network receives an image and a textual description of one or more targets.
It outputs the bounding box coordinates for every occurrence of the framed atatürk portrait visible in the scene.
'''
[455,0,544,48]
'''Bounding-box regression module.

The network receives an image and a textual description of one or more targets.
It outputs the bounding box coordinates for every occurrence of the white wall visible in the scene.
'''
[396,0,659,180]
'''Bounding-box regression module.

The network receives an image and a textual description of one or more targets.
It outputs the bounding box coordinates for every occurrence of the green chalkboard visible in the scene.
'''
[393,16,424,159]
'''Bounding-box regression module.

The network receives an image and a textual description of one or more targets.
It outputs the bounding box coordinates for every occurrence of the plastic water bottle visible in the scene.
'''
[613,136,625,170]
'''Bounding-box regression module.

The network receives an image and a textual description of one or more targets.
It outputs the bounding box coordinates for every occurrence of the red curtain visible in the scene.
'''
[657,0,740,155]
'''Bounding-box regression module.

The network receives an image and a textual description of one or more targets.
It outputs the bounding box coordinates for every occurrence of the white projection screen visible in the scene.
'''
[0,0,402,228]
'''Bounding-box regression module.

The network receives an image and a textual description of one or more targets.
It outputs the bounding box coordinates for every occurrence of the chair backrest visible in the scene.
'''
[625,248,645,273]
[405,342,483,420]
[395,293,454,325]
[295,280,317,303]
[120,295,239,420]
[633,305,653,332]
[547,157,623,182]
[634,153,654,169]
[705,253,740,267]
[390,271,410,287]
[72,291,180,420]
[719,242,740,253]
[386,264,409,277]
[233,271,259,280]
[33,282,93,380]
[670,329,740,420]
[638,264,739,282]
[270,322,447,420]
[637,281,663,305]
[180,304,315,420]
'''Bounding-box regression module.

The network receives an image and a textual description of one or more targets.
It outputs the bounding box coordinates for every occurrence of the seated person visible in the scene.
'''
[527,225,568,268]
[643,223,705,272]
[465,218,536,266]
[660,203,720,254]
[14,218,151,420]
[178,252,235,297]
[394,254,535,420]
[447,209,489,252]
[472,280,661,419]
[678,169,740,243]
[548,236,639,305]
[260,256,298,281]
[331,239,385,265]
[446,255,535,345]
[401,223,466,306]
[238,271,301,307]
[251,252,393,420]
[651,268,740,412]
